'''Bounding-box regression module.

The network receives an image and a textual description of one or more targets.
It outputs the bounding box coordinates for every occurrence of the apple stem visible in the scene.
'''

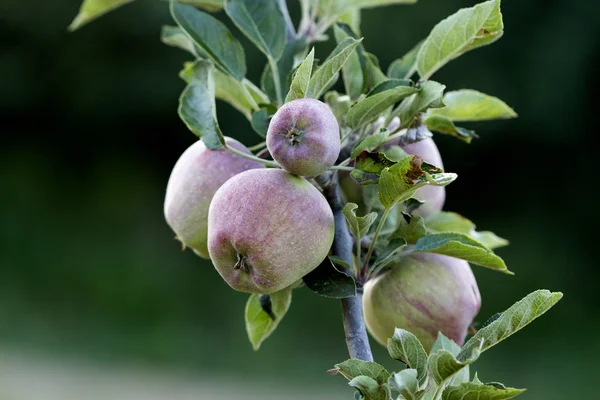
[316,172,374,362]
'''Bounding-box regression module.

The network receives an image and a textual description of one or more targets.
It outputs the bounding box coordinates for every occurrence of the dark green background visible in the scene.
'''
[1,0,597,398]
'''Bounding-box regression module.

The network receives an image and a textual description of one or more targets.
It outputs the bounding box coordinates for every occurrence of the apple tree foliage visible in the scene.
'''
[70,1,562,399]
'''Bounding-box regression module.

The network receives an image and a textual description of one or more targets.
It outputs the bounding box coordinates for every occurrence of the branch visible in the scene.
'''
[316,172,374,362]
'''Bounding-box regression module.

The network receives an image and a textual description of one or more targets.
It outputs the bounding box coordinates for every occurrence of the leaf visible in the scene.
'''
[347,0,418,8]
[180,61,262,120]
[161,25,201,55]
[425,115,478,143]
[263,38,309,102]
[368,79,414,96]
[343,203,378,242]
[302,257,356,298]
[285,48,315,102]
[335,359,391,384]
[351,131,390,159]
[68,0,134,31]
[427,90,517,122]
[387,328,428,385]
[349,376,392,400]
[443,381,526,400]
[363,52,389,90]
[306,37,363,99]
[426,212,508,250]
[388,41,423,80]
[393,212,427,244]
[171,1,246,81]
[178,60,225,149]
[430,333,469,385]
[378,156,456,209]
[417,0,503,79]
[225,0,286,61]
[428,340,482,386]
[351,151,396,185]
[334,25,364,100]
[388,369,421,400]
[324,91,353,125]
[413,233,510,273]
[347,85,419,128]
[395,81,446,129]
[250,104,278,137]
[458,290,563,362]
[180,0,224,12]
[245,287,292,350]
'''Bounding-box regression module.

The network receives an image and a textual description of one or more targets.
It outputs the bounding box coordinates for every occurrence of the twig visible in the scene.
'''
[315,172,374,362]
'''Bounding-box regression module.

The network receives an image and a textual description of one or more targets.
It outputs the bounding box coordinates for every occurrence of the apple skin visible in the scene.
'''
[267,98,340,177]
[401,138,445,218]
[207,168,335,294]
[363,253,481,352]
[164,138,263,259]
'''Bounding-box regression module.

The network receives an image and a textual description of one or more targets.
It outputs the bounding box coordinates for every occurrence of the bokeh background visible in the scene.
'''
[1,0,598,398]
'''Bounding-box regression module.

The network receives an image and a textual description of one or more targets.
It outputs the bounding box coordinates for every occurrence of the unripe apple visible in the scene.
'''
[164,138,263,259]
[402,138,445,217]
[208,169,335,294]
[363,253,481,352]
[267,98,340,177]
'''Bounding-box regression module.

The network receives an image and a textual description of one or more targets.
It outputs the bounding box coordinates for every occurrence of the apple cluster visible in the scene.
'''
[164,96,480,351]
[165,98,340,294]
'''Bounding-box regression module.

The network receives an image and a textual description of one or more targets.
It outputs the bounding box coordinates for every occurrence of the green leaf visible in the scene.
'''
[302,257,356,298]
[180,61,264,120]
[395,81,446,129]
[378,156,456,209]
[171,1,246,81]
[306,37,363,99]
[349,376,392,400]
[262,38,309,103]
[162,25,202,56]
[388,41,423,80]
[178,60,225,149]
[458,290,563,362]
[417,0,503,79]
[180,0,224,12]
[363,52,389,90]
[430,333,469,385]
[351,131,390,159]
[343,203,378,241]
[427,90,517,122]
[324,91,352,125]
[285,48,315,102]
[428,340,482,386]
[393,213,427,244]
[368,79,414,96]
[443,381,526,400]
[426,212,508,250]
[335,359,391,384]
[351,151,397,185]
[347,85,419,129]
[245,287,292,350]
[413,233,511,273]
[69,0,134,31]
[388,369,421,400]
[387,328,428,385]
[425,115,478,143]
[250,104,278,137]
[334,25,364,100]
[347,0,418,8]
[225,0,286,61]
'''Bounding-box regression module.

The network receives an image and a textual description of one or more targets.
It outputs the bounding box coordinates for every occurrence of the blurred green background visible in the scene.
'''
[1,0,597,398]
